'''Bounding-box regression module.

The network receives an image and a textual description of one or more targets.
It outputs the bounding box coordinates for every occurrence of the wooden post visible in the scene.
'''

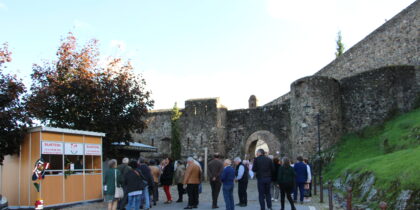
[313,175,317,195]
[328,180,333,210]
[379,201,387,210]
[204,147,208,182]
[346,187,352,210]
[320,175,324,203]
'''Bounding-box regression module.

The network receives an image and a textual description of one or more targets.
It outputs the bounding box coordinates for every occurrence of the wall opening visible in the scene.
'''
[244,130,281,160]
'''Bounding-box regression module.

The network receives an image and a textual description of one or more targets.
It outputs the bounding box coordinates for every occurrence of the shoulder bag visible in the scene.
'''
[114,169,124,199]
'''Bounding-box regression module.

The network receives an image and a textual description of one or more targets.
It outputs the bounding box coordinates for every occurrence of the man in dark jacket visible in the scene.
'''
[138,158,153,209]
[117,157,131,210]
[234,157,248,207]
[125,160,145,210]
[207,153,224,209]
[252,149,274,210]
[293,156,308,203]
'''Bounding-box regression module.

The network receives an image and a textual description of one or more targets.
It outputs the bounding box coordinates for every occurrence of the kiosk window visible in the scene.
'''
[85,155,102,174]
[64,155,84,173]
[42,154,63,175]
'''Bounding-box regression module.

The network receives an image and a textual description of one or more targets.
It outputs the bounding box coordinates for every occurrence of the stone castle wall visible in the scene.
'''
[290,76,342,158]
[340,65,420,133]
[133,1,419,160]
[314,0,419,80]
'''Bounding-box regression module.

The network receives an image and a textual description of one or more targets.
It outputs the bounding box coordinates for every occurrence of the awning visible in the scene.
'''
[111,142,157,152]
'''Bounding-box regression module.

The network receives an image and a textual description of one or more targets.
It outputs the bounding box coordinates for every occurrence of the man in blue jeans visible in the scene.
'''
[138,158,154,210]
[293,156,308,204]
[252,149,274,210]
[221,159,235,210]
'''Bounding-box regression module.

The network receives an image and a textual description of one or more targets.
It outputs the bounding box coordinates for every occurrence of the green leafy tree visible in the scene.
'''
[171,102,182,160]
[335,31,345,57]
[0,43,31,164]
[26,33,154,156]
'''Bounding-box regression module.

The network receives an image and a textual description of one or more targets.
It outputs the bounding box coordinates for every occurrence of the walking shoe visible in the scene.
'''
[211,205,219,209]
[184,206,193,209]
[176,200,183,203]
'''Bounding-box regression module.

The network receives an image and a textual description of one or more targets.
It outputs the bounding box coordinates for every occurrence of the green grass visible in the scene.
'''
[324,108,420,190]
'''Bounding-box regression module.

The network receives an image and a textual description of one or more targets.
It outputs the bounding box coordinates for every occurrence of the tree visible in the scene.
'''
[335,31,345,57]
[170,102,182,160]
[0,43,31,164]
[26,33,154,156]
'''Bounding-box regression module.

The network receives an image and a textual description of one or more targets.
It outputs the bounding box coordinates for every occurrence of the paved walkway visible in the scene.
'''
[65,180,324,210]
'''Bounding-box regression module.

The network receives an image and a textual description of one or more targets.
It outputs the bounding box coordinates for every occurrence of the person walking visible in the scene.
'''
[277,157,296,210]
[117,158,131,210]
[103,159,123,210]
[221,159,235,210]
[149,160,160,206]
[293,156,308,204]
[160,157,175,204]
[174,160,186,203]
[207,153,224,209]
[234,157,248,207]
[252,149,274,210]
[124,160,146,210]
[183,157,201,209]
[271,157,281,202]
[137,158,153,210]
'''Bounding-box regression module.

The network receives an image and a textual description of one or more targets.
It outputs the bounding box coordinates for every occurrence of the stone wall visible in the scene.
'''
[226,103,291,159]
[314,1,419,80]
[290,76,342,158]
[180,98,227,158]
[131,109,172,158]
[340,65,420,133]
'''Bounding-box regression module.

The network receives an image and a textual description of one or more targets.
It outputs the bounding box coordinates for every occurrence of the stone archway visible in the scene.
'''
[244,130,281,160]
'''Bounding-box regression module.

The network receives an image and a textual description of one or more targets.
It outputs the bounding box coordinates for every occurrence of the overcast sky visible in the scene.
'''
[0,0,416,110]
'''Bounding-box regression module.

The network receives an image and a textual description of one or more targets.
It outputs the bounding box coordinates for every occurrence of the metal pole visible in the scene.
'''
[346,187,352,210]
[379,201,387,210]
[317,113,323,203]
[313,175,317,195]
[204,147,208,182]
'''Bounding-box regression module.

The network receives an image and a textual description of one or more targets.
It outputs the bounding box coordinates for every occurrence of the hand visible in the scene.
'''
[212,177,216,181]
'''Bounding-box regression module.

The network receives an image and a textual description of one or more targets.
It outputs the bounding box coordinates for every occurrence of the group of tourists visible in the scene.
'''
[102,149,312,210]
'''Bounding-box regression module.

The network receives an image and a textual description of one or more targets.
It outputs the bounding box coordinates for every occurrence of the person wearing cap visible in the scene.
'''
[234,157,248,207]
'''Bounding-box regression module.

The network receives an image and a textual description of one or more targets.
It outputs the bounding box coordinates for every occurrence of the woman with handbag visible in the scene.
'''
[103,159,123,210]
[125,160,146,210]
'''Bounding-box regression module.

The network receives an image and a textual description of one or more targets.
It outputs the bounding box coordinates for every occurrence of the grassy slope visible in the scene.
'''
[324,108,420,190]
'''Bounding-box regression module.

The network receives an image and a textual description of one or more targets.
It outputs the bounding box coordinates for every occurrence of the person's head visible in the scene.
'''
[297,156,303,162]
[282,157,291,167]
[303,158,309,164]
[122,157,129,164]
[187,157,194,164]
[198,157,203,162]
[149,159,156,166]
[234,157,242,165]
[273,157,280,165]
[138,157,146,165]
[108,159,117,168]
[128,160,138,169]
[224,159,232,167]
[256,149,265,157]
[166,157,173,164]
[213,153,220,159]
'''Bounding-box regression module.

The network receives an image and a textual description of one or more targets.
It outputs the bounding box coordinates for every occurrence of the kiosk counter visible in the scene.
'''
[0,126,105,209]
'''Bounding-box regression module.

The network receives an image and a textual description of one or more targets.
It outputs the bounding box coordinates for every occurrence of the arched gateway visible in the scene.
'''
[244,130,281,159]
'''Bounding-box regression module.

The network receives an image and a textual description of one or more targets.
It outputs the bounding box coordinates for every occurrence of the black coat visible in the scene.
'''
[252,155,274,179]
[138,164,154,186]
[160,162,174,186]
[124,169,145,193]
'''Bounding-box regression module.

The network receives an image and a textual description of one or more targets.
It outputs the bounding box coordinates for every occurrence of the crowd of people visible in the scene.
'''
[102,149,312,210]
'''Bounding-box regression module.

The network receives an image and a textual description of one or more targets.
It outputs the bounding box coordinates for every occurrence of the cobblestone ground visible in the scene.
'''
[63,180,343,210]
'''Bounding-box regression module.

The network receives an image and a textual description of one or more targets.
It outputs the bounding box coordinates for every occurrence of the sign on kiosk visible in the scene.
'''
[64,143,84,155]
[41,141,63,154]
[85,144,101,156]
